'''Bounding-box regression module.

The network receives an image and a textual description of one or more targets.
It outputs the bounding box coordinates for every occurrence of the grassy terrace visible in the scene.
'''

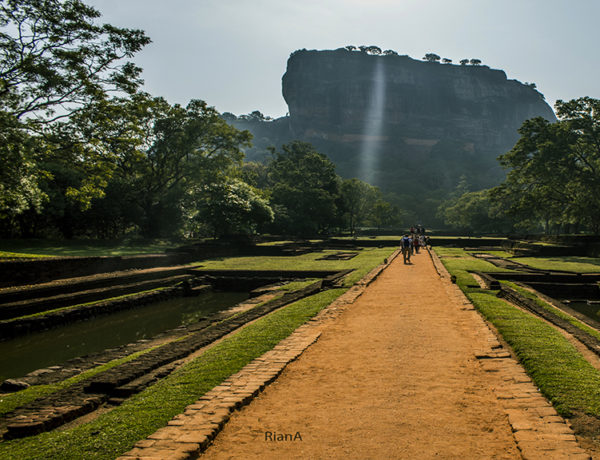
[4,288,169,322]
[0,239,181,258]
[435,247,600,419]
[500,280,600,342]
[0,344,168,417]
[0,244,396,459]
[197,247,395,287]
[511,256,600,273]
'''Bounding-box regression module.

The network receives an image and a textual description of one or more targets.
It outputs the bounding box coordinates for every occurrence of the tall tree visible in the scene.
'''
[119,97,252,237]
[423,53,441,63]
[340,178,379,236]
[492,97,600,233]
[0,0,150,222]
[186,179,273,239]
[267,141,341,236]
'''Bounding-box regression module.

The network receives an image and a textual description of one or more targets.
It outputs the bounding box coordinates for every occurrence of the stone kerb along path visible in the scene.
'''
[121,249,591,459]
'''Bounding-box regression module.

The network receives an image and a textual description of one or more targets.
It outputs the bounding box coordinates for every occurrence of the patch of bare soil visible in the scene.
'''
[199,251,523,459]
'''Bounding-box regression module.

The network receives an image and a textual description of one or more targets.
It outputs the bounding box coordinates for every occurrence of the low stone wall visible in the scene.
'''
[0,253,196,287]
[0,284,193,340]
[525,282,600,299]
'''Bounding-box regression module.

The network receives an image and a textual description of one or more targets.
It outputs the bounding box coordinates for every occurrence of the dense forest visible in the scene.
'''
[0,0,401,239]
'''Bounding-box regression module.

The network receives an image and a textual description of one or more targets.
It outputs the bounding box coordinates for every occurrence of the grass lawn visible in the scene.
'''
[434,247,513,290]
[512,256,600,273]
[467,250,514,258]
[434,247,600,419]
[499,281,600,342]
[197,247,395,287]
[0,239,181,258]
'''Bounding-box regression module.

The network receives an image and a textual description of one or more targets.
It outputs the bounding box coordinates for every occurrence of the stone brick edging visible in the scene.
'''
[433,250,591,459]
[119,327,322,460]
[118,250,400,459]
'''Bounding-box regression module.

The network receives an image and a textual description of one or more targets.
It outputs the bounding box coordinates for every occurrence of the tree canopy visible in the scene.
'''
[423,53,441,63]
[0,3,405,240]
[0,0,150,221]
[439,97,600,235]
[266,141,342,236]
[492,97,600,233]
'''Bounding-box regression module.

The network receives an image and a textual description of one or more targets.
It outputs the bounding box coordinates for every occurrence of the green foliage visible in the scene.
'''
[0,0,150,223]
[0,0,149,121]
[439,188,514,234]
[186,178,273,238]
[371,199,403,230]
[491,97,600,234]
[340,178,379,235]
[124,98,251,237]
[267,141,342,236]
[422,53,441,62]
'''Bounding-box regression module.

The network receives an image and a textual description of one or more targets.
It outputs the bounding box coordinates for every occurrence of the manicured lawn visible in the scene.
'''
[0,239,181,258]
[500,281,600,342]
[512,256,600,273]
[434,247,512,291]
[197,247,396,287]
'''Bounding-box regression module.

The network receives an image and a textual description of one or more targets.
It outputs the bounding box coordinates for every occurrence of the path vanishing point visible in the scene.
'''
[120,249,592,459]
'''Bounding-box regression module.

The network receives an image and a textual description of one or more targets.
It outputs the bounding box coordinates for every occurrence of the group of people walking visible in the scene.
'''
[400,226,430,264]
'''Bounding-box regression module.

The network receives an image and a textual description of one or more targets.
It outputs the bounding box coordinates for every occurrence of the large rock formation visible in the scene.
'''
[282,49,555,152]
[233,48,556,223]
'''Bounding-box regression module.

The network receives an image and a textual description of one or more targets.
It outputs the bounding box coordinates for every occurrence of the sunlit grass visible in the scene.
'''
[512,256,600,273]
[197,247,395,287]
[0,251,52,260]
[499,280,600,342]
[0,239,180,258]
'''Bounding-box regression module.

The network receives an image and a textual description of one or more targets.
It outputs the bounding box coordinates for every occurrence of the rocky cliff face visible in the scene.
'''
[282,49,555,152]
[237,48,557,224]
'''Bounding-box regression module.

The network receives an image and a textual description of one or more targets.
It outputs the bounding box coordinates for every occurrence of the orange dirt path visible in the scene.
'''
[199,251,524,459]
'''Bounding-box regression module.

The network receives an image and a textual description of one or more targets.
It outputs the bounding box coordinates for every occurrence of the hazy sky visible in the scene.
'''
[87,0,599,118]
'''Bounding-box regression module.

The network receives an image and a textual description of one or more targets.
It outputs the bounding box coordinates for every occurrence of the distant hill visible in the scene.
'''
[227,48,556,224]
